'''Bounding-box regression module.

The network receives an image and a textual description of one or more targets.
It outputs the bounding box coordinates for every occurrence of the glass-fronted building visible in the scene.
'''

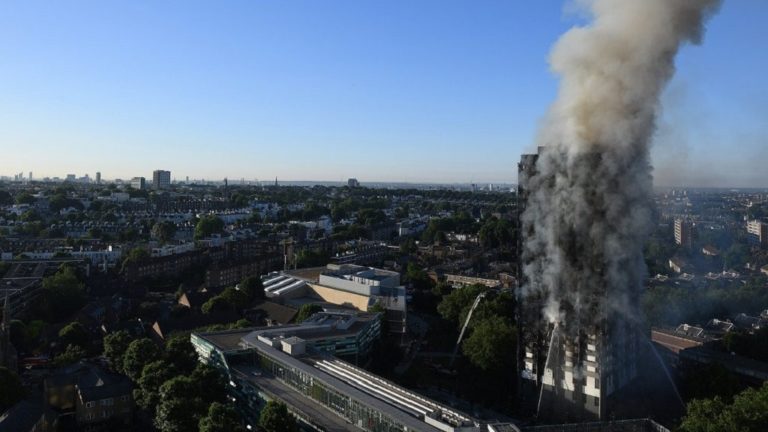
[191,312,479,432]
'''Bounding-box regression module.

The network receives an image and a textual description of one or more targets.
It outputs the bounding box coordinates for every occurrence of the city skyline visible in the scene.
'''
[1,1,767,186]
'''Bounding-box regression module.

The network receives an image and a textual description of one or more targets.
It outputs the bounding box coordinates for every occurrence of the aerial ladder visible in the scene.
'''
[449,292,487,368]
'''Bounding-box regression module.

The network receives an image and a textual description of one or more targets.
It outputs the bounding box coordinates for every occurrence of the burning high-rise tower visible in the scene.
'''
[517,0,721,422]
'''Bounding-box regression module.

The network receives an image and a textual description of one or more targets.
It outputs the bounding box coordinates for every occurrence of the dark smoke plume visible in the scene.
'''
[521,0,721,334]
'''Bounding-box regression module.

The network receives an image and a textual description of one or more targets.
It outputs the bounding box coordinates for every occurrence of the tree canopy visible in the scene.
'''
[38,267,86,322]
[58,321,89,350]
[194,215,225,240]
[103,330,133,372]
[123,338,163,380]
[239,275,265,300]
[462,315,516,371]
[259,401,298,432]
[0,367,24,413]
[199,402,245,432]
[679,382,768,432]
[296,304,323,323]
[152,221,177,243]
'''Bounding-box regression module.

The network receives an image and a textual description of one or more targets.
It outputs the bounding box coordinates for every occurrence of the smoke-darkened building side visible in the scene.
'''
[517,149,639,422]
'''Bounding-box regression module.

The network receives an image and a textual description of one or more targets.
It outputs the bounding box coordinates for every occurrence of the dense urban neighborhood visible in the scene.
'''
[0,175,767,431]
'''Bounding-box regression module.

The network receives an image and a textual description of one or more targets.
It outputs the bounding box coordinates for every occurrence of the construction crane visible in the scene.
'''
[449,292,487,368]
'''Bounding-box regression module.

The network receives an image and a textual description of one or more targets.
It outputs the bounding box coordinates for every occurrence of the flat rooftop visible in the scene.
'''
[195,325,478,432]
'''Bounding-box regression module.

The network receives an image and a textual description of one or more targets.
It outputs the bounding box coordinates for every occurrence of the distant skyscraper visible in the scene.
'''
[28,171,33,181]
[274,177,278,187]
[131,177,146,190]
[153,170,171,190]
[674,218,694,249]
[747,220,767,248]
[66,174,76,182]
[96,172,101,185]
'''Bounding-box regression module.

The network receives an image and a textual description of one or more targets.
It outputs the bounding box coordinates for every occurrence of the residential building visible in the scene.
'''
[42,362,133,431]
[674,218,694,249]
[746,220,767,247]
[95,172,101,185]
[152,170,171,190]
[130,177,146,190]
[517,150,640,422]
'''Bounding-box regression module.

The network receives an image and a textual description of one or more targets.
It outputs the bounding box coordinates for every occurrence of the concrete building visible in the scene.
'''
[347,178,360,188]
[130,176,146,190]
[517,150,640,422]
[746,220,767,247]
[152,170,171,190]
[191,315,480,432]
[263,264,407,335]
[674,218,694,250]
[95,172,101,185]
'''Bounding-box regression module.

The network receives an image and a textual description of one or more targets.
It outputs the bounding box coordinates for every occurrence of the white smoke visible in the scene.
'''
[521,0,721,334]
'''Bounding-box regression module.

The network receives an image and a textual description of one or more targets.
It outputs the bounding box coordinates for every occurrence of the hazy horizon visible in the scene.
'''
[1,1,766,187]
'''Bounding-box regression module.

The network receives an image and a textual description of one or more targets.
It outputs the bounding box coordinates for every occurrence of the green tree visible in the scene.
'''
[194,215,225,240]
[0,190,12,205]
[54,344,87,366]
[437,284,487,325]
[152,221,177,243]
[39,267,86,322]
[239,275,265,300]
[220,286,251,310]
[155,376,204,432]
[679,383,768,432]
[684,362,741,401]
[9,320,30,353]
[191,363,227,405]
[165,335,199,373]
[201,296,229,315]
[103,330,133,373]
[15,192,35,205]
[296,304,323,323]
[20,209,41,222]
[123,338,163,381]
[122,247,150,272]
[461,316,516,371]
[58,321,89,350]
[153,365,226,432]
[134,360,177,412]
[199,402,245,432]
[0,367,24,412]
[259,401,298,432]
[406,262,432,291]
[724,243,750,270]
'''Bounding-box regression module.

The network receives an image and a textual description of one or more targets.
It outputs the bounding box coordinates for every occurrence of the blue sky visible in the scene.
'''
[0,1,766,186]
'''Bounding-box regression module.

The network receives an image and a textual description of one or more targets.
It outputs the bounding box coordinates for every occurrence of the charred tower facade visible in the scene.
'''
[517,148,638,422]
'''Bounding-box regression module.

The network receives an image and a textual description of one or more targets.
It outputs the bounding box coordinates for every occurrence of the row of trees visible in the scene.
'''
[679,382,768,432]
[642,276,768,327]
[201,276,265,314]
[103,331,230,432]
